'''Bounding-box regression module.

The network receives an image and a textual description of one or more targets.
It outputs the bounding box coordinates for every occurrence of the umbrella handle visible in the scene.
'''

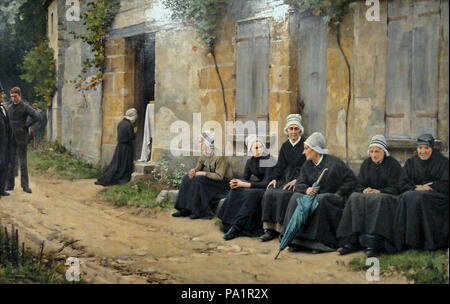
[274,250,281,260]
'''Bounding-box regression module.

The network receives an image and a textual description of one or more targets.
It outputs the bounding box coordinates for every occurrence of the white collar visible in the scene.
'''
[289,136,301,147]
[313,155,324,166]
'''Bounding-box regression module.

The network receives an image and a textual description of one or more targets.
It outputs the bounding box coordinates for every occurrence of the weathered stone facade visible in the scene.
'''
[47,0,449,174]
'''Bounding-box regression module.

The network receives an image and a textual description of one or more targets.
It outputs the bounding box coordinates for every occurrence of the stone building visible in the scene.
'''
[45,0,449,174]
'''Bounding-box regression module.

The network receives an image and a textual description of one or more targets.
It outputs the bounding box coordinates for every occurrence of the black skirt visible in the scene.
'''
[175,174,230,218]
[217,188,265,234]
[282,193,345,249]
[261,183,295,226]
[96,143,134,186]
[336,193,399,251]
[393,190,449,251]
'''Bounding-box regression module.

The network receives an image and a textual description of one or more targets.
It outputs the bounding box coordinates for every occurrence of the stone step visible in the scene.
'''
[131,173,152,182]
[134,161,155,174]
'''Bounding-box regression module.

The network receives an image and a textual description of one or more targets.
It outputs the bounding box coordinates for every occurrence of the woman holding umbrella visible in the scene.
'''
[281,132,357,253]
[259,114,307,242]
[336,135,403,257]
[218,135,275,240]
[172,131,233,220]
[393,134,448,251]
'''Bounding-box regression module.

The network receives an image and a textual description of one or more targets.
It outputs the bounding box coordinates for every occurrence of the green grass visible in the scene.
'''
[348,250,449,284]
[102,180,172,209]
[28,145,101,179]
[0,226,85,284]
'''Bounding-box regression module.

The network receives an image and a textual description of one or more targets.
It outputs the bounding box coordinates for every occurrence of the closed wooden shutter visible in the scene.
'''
[411,0,440,137]
[386,0,440,139]
[298,15,327,136]
[386,0,413,138]
[235,18,270,124]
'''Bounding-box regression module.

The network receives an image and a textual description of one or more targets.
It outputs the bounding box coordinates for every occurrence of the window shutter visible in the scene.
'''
[236,19,270,124]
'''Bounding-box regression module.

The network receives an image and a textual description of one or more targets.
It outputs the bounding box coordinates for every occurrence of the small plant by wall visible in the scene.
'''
[162,0,230,120]
[70,0,121,102]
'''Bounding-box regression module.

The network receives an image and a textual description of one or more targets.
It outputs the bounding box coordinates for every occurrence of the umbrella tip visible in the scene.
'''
[274,250,281,260]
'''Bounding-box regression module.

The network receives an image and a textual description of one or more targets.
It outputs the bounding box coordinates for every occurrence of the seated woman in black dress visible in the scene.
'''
[95,108,138,186]
[336,135,403,257]
[259,114,306,242]
[393,134,449,251]
[172,131,233,220]
[281,132,357,253]
[218,135,275,240]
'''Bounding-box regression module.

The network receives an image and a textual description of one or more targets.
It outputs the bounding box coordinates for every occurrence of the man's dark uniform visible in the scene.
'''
[6,100,40,192]
[0,103,12,195]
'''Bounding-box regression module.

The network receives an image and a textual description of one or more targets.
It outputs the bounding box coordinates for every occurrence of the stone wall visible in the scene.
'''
[49,0,449,173]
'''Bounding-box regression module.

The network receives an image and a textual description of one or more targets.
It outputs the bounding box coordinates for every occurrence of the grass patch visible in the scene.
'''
[348,250,449,284]
[0,224,84,284]
[28,141,101,179]
[102,180,172,209]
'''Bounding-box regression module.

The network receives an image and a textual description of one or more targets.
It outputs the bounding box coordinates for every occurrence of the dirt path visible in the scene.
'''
[0,175,408,284]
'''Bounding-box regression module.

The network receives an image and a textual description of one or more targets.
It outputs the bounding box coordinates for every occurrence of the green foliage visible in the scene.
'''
[102,180,171,209]
[284,0,358,25]
[20,39,56,109]
[70,0,121,93]
[151,159,187,188]
[0,0,47,103]
[28,141,101,179]
[348,250,449,284]
[162,0,229,49]
[0,224,83,284]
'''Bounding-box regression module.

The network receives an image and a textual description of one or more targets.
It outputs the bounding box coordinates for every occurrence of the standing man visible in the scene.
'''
[6,87,40,194]
[0,92,12,197]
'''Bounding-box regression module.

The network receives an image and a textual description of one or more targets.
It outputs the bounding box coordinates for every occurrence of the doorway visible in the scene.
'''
[130,33,155,161]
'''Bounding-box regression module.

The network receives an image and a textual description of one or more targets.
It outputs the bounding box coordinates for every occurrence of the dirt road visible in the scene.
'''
[0,175,407,284]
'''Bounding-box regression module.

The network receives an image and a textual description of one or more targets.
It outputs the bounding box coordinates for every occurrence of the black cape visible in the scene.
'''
[217,154,274,234]
[282,154,357,250]
[260,139,306,229]
[393,151,449,251]
[336,156,403,250]
[96,119,135,186]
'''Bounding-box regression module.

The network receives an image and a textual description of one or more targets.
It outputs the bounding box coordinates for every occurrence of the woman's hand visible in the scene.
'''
[134,126,138,133]
[267,179,277,189]
[230,179,239,189]
[283,180,296,191]
[195,171,207,177]
[415,182,434,192]
[306,187,318,196]
[188,169,196,179]
[363,187,380,194]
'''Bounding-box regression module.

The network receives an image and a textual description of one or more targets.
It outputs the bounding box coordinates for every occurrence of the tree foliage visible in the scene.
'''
[20,39,57,109]
[162,0,229,49]
[284,0,358,25]
[0,0,46,102]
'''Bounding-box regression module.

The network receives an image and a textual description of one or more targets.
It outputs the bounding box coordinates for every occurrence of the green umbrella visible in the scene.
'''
[274,168,328,260]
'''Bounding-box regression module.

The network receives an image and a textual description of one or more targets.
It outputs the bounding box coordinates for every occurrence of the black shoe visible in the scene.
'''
[189,214,213,220]
[288,245,301,252]
[22,187,32,194]
[0,191,10,196]
[219,223,231,233]
[260,230,277,242]
[338,244,359,255]
[172,210,190,217]
[223,226,241,241]
[365,248,380,257]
